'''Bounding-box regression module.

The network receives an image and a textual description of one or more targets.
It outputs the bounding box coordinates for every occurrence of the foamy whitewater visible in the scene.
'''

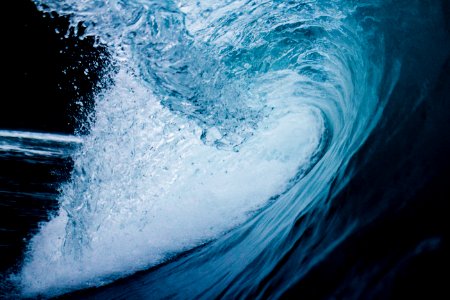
[17,0,443,297]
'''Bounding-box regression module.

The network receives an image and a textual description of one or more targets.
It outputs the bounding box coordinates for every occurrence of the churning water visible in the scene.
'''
[2,0,449,298]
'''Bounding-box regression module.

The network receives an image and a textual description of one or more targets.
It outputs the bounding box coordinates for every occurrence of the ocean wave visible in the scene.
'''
[16,0,449,298]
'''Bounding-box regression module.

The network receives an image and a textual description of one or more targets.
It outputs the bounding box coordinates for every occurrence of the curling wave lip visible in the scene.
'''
[18,0,394,297]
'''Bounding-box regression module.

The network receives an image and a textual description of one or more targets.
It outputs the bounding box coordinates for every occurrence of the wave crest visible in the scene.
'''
[20,0,398,297]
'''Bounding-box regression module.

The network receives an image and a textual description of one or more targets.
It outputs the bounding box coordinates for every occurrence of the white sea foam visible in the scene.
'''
[20,0,388,297]
[19,68,324,296]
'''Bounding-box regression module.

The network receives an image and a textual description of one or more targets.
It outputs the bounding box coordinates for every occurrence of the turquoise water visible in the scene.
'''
[11,0,450,298]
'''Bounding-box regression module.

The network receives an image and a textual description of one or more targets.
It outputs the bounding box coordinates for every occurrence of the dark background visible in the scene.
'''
[1,0,105,134]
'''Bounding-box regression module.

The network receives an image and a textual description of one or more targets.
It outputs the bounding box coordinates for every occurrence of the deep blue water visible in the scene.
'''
[1,0,449,299]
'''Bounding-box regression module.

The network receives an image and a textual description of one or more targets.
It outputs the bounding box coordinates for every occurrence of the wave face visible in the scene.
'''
[17,0,449,298]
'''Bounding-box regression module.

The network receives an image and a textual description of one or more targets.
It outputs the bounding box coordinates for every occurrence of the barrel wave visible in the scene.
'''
[16,0,450,298]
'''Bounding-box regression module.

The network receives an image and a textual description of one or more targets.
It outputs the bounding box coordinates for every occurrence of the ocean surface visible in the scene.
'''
[1,0,449,299]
